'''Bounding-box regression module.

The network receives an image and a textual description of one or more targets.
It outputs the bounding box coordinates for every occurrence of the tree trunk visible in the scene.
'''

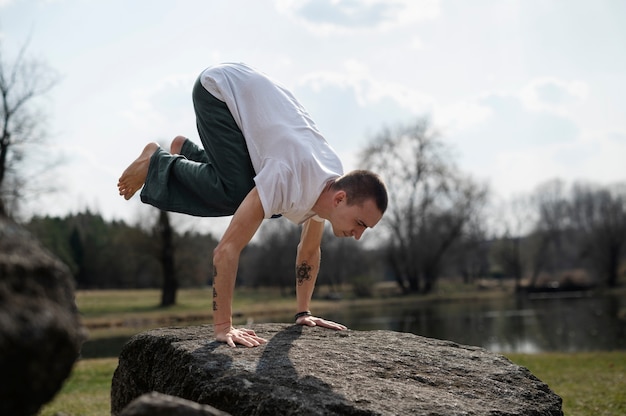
[605,243,621,288]
[158,210,177,307]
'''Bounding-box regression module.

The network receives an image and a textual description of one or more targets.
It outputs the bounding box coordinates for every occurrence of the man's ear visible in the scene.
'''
[333,190,346,206]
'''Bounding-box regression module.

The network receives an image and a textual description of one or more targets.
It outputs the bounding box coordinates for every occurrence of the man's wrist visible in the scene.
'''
[295,310,312,321]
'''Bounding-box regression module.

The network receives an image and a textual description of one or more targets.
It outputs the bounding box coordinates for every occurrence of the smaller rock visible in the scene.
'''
[119,392,231,416]
[0,215,86,416]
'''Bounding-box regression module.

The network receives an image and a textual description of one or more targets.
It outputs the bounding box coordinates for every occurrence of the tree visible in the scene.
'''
[490,196,533,288]
[240,219,301,294]
[450,218,490,285]
[526,179,573,288]
[0,39,60,216]
[570,182,626,287]
[360,118,488,294]
[320,228,383,297]
[26,210,220,289]
[156,210,177,307]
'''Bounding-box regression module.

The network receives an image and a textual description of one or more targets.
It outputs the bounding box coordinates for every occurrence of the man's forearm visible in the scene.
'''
[212,246,241,329]
[295,218,324,314]
[210,187,264,332]
[295,248,320,313]
[212,268,232,329]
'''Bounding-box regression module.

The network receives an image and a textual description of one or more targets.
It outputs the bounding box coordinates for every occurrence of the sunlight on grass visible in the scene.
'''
[506,352,626,416]
[38,358,118,416]
[76,288,212,316]
[76,287,295,318]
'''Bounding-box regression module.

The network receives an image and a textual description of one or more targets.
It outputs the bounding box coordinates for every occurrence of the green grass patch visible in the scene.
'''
[76,288,212,316]
[38,358,118,416]
[505,351,626,416]
[77,287,296,319]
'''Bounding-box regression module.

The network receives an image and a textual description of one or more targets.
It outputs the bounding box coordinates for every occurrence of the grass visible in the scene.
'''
[38,358,118,416]
[506,352,626,416]
[37,352,626,416]
[76,287,296,322]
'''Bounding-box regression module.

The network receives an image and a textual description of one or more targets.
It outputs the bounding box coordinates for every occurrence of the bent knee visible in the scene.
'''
[170,136,187,154]
[172,135,187,146]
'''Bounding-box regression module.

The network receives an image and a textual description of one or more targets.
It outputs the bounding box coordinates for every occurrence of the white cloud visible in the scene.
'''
[300,60,433,113]
[122,72,198,140]
[440,76,589,139]
[410,35,425,50]
[577,130,626,185]
[519,77,589,116]
[491,127,626,199]
[435,96,494,134]
[274,0,440,35]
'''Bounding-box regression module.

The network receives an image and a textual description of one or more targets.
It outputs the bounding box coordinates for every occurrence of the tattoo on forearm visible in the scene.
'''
[212,266,218,311]
[296,261,312,286]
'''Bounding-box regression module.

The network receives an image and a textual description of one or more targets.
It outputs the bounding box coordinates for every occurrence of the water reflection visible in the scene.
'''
[288,293,626,353]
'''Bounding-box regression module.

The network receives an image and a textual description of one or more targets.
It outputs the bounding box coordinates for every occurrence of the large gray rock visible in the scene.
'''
[111,324,563,416]
[0,216,86,416]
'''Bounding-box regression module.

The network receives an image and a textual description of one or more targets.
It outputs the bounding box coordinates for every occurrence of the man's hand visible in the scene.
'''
[215,326,268,348]
[296,315,347,331]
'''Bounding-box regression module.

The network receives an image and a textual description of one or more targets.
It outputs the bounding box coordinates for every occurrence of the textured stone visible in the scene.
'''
[111,323,563,416]
[119,391,231,416]
[0,215,86,416]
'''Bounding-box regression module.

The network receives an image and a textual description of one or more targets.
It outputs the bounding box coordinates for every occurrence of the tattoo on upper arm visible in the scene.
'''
[296,261,313,286]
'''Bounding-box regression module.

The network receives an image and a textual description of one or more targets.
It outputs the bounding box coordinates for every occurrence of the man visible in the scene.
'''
[118,63,387,347]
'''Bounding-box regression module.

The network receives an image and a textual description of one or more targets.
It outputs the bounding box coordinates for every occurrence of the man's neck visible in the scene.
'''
[311,180,335,220]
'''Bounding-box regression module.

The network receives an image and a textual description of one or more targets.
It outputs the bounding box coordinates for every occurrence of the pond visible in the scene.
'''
[254,292,626,354]
[298,292,626,353]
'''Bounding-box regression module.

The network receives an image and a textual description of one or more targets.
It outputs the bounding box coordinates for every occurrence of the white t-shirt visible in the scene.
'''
[199,63,343,224]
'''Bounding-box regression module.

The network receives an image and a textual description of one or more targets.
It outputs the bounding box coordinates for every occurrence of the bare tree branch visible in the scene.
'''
[0,38,61,216]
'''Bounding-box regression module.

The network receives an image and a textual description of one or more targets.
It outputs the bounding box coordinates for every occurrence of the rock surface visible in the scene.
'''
[0,215,86,416]
[112,323,563,416]
[119,391,232,416]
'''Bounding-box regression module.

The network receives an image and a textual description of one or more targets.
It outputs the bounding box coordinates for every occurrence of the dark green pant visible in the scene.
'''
[140,77,256,217]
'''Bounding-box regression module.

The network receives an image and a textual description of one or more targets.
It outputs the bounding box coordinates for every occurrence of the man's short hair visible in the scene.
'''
[332,170,388,214]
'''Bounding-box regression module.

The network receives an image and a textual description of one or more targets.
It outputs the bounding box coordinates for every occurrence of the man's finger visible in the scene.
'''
[226,335,236,348]
[230,331,268,348]
[315,318,347,330]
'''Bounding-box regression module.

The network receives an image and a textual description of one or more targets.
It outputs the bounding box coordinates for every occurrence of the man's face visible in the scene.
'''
[327,192,383,240]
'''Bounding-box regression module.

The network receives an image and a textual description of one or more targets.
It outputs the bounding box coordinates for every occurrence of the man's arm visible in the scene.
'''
[295,218,347,330]
[212,187,267,347]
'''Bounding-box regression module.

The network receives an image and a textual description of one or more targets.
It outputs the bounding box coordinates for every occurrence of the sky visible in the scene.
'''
[1,0,625,236]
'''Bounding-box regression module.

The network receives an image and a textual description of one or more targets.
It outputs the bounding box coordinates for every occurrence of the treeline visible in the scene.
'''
[491,179,626,290]
[26,210,219,289]
[24,210,384,294]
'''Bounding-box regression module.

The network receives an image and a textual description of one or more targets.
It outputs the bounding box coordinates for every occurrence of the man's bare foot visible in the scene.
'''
[170,135,187,155]
[117,142,159,200]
